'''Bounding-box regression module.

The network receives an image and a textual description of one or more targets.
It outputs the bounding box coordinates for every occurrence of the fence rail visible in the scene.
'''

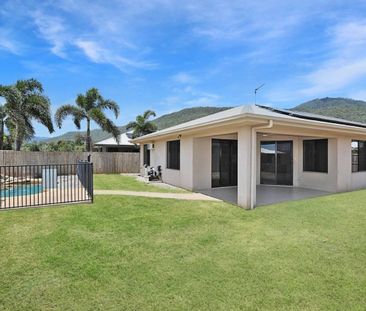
[0,151,140,173]
[0,161,93,209]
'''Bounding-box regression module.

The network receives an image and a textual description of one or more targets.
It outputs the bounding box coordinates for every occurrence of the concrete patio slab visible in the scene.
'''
[199,185,331,206]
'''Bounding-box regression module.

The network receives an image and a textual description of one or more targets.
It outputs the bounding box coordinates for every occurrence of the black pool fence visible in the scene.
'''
[0,160,93,209]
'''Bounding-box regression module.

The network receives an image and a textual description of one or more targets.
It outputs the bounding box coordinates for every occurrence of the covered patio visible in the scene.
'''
[199,185,330,206]
[133,104,366,209]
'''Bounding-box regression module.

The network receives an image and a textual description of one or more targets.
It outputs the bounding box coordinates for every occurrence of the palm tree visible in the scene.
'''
[0,105,7,150]
[0,79,54,150]
[126,110,157,138]
[55,88,120,152]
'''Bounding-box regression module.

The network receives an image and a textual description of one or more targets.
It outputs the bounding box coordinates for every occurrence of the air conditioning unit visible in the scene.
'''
[147,143,155,150]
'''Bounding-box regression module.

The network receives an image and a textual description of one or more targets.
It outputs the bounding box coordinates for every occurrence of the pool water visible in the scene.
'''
[0,184,43,197]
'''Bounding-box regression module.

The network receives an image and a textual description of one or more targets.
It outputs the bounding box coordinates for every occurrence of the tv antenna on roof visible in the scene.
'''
[254,83,265,105]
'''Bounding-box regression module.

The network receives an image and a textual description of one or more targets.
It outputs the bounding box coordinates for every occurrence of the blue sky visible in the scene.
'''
[1,0,366,137]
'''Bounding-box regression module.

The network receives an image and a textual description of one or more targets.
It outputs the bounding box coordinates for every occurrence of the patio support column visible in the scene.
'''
[237,126,252,209]
[336,137,352,192]
[139,144,145,176]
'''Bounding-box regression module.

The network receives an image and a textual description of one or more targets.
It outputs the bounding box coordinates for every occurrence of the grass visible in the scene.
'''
[0,191,366,310]
[93,174,186,192]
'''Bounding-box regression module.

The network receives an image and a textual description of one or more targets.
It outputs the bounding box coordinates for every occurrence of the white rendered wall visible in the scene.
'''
[297,138,338,192]
[237,126,252,208]
[192,133,238,190]
[141,130,366,207]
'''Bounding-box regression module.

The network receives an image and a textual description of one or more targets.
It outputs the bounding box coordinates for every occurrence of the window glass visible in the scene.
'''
[303,139,328,173]
[143,144,150,166]
[167,140,180,170]
[352,140,366,172]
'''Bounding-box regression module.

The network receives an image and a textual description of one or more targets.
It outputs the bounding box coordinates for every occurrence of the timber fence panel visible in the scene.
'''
[0,151,139,174]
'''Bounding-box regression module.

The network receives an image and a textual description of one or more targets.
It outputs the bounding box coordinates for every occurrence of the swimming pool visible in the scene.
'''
[0,184,43,197]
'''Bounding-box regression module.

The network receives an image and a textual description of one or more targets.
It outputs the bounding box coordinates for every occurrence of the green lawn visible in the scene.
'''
[93,174,186,192]
[0,192,366,310]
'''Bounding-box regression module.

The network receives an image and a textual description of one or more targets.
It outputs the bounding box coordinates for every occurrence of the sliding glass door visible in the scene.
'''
[260,141,293,185]
[212,139,237,187]
[260,142,276,184]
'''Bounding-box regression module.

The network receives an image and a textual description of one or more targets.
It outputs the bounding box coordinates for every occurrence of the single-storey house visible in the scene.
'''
[131,105,366,209]
[94,132,139,153]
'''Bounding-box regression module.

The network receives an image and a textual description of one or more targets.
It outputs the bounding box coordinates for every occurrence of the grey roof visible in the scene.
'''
[94,131,135,146]
[258,105,366,129]
[131,105,286,142]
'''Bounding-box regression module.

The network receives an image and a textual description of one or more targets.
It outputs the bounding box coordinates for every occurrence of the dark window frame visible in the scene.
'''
[143,144,150,166]
[352,140,366,172]
[166,140,180,170]
[303,139,328,173]
[211,139,238,188]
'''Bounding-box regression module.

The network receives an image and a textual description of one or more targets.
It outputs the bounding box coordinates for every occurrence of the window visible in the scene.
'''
[303,139,328,173]
[143,144,150,166]
[167,140,180,170]
[352,140,366,172]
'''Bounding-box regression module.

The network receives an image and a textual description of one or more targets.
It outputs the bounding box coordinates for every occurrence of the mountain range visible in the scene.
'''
[42,97,366,142]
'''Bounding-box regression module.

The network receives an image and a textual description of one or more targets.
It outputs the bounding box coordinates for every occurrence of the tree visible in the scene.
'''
[126,110,157,138]
[0,79,54,150]
[55,88,121,152]
[22,141,41,151]
[0,105,7,150]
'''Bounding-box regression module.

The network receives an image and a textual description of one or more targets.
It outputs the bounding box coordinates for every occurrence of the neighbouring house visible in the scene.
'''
[94,132,139,153]
[131,104,366,209]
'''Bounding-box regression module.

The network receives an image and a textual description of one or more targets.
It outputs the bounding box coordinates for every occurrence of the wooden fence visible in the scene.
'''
[0,151,140,174]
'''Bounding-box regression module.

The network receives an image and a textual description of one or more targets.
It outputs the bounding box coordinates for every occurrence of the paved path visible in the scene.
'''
[94,190,221,201]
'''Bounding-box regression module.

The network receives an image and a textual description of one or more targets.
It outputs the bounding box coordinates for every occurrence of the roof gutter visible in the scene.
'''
[251,120,273,209]
[131,110,366,144]
[130,112,252,143]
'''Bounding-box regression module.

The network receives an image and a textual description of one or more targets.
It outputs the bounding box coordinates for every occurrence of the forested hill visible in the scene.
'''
[43,97,366,142]
[292,97,366,123]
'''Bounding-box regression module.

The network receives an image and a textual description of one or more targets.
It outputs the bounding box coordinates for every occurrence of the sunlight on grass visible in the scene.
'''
[93,174,187,193]
[0,191,365,309]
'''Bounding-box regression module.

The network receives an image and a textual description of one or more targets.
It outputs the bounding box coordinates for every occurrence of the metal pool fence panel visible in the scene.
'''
[0,161,93,209]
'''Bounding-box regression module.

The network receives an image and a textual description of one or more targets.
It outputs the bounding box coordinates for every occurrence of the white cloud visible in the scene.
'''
[75,40,157,70]
[266,19,366,102]
[301,59,366,96]
[171,72,198,84]
[74,40,102,62]
[182,94,220,107]
[183,1,310,44]
[32,11,67,58]
[332,21,366,50]
[160,82,222,111]
[0,29,20,54]
[30,6,156,70]
[299,20,366,96]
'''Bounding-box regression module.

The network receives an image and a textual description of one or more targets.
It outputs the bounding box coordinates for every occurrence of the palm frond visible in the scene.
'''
[125,121,137,131]
[27,94,54,133]
[85,88,100,110]
[89,108,121,143]
[75,94,86,110]
[144,121,157,133]
[143,110,156,120]
[15,78,43,95]
[0,105,7,120]
[55,105,85,129]
[0,85,22,109]
[97,99,120,118]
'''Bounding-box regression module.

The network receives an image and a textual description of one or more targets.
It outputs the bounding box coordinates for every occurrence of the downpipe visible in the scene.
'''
[250,120,273,209]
